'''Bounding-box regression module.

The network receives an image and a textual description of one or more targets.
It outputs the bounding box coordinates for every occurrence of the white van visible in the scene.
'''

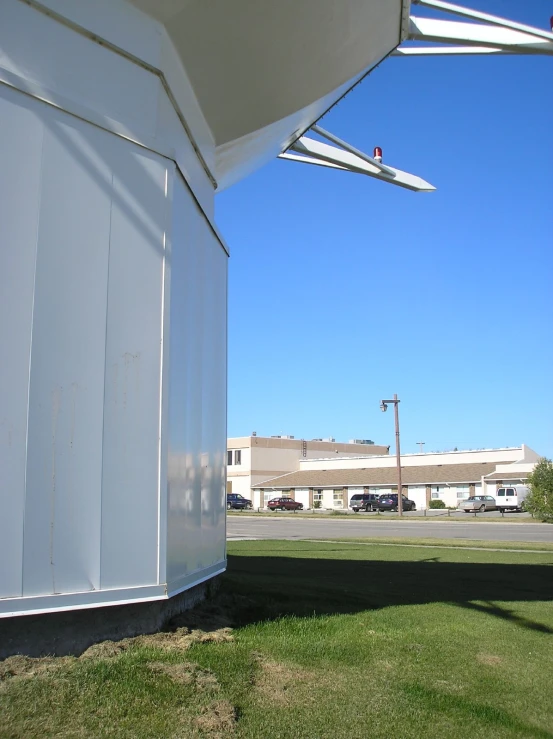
[495,485,530,512]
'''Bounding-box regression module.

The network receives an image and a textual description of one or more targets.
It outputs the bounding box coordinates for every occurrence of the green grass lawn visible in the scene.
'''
[2,540,553,738]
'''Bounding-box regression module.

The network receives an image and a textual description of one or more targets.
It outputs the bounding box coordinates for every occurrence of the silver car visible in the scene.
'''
[460,495,497,513]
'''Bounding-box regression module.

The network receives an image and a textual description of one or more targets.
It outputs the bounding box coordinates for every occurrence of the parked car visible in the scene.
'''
[349,493,380,512]
[459,495,497,513]
[495,486,530,512]
[376,494,416,512]
[226,493,252,510]
[267,497,304,511]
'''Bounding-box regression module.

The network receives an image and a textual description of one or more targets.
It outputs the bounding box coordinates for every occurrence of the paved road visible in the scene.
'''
[227,516,553,544]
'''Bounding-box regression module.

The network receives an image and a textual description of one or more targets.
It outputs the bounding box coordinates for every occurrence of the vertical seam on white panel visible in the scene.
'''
[199,199,206,568]
[156,167,169,585]
[224,240,229,562]
[99,170,115,591]
[21,110,45,597]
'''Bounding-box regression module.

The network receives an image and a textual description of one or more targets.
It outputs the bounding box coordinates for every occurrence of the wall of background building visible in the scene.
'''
[227,436,389,505]
[300,447,531,472]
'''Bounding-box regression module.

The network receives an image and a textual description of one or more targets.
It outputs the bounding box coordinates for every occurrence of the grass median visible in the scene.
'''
[2,540,552,738]
[315,537,553,552]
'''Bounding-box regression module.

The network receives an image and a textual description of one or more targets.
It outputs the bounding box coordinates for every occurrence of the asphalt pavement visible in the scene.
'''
[227,515,553,544]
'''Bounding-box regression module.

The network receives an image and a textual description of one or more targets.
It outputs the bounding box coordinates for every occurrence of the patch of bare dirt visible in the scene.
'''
[477,653,502,666]
[78,625,233,660]
[376,659,394,671]
[0,654,74,684]
[194,699,237,737]
[253,653,314,705]
[147,661,219,691]
[1,595,235,691]
[79,639,133,660]
[137,626,234,651]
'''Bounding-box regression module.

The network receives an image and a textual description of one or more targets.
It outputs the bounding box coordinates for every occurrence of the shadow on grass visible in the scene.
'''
[403,684,553,739]
[459,600,553,634]
[3,551,551,659]
[222,553,553,635]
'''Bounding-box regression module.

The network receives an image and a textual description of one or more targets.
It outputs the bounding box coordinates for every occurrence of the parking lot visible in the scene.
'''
[231,507,533,520]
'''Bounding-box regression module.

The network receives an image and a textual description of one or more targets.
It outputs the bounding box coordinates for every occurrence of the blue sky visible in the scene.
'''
[217,0,553,458]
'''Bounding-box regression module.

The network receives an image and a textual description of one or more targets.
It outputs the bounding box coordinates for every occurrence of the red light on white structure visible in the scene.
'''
[373,146,383,163]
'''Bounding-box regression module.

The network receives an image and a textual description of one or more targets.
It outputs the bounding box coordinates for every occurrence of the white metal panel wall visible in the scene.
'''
[156,87,214,219]
[166,175,203,584]
[0,4,227,613]
[0,87,43,598]
[295,489,310,508]
[0,0,214,216]
[0,1,158,139]
[200,207,227,572]
[100,145,168,590]
[0,84,171,601]
[22,104,113,597]
[166,172,227,590]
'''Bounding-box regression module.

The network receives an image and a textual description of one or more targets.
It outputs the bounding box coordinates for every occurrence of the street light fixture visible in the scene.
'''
[380,394,403,517]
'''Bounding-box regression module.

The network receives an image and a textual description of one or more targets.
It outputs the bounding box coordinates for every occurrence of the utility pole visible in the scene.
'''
[380,395,403,517]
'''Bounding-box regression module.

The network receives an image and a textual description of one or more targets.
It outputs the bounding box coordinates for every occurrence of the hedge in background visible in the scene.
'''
[429,499,446,509]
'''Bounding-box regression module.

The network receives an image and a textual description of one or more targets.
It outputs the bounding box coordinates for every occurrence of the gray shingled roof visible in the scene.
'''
[253,463,497,488]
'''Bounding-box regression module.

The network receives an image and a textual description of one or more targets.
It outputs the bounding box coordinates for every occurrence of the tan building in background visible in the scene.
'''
[251,445,541,510]
[226,435,389,499]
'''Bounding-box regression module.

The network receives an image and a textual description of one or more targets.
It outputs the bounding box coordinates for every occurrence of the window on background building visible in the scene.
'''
[431,486,441,499]
[333,489,343,508]
[227,450,233,466]
[235,450,242,465]
[282,490,291,498]
[456,485,470,499]
[313,490,323,504]
[263,491,272,507]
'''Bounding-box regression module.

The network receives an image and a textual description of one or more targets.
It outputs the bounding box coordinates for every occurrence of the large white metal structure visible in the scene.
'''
[0,0,550,618]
